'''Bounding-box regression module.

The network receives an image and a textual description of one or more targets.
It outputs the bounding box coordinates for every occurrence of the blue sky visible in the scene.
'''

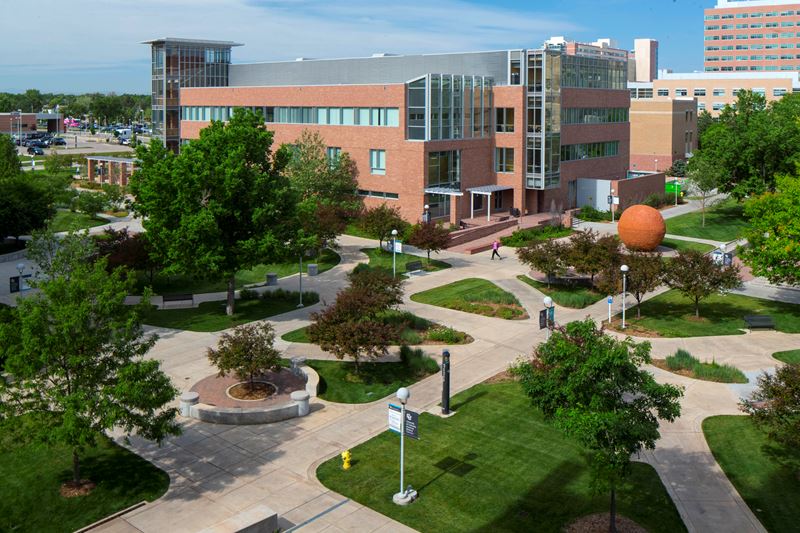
[2,0,709,94]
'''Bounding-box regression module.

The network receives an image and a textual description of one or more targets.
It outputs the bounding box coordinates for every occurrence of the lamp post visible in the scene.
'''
[543,296,553,340]
[620,264,629,329]
[391,228,398,278]
[393,387,417,505]
[675,178,679,206]
[297,253,304,308]
[422,204,430,223]
[16,263,25,291]
[655,158,659,172]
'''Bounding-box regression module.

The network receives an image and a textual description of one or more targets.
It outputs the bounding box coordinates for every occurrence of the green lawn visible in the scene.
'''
[516,275,605,309]
[307,354,439,404]
[665,198,748,242]
[703,416,800,533]
[49,210,108,232]
[317,382,685,532]
[141,291,318,332]
[772,349,800,364]
[0,423,169,533]
[281,310,471,345]
[344,222,376,239]
[133,249,340,295]
[411,278,528,320]
[660,238,716,254]
[361,247,450,274]
[613,290,800,337]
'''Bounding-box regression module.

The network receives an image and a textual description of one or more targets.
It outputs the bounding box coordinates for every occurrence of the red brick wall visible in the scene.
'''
[612,172,666,211]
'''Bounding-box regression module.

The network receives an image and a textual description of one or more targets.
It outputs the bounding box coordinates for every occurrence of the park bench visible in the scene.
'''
[744,315,775,330]
[162,293,194,309]
[405,260,424,275]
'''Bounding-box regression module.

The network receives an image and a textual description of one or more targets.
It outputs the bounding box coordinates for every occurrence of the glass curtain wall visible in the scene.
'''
[149,40,233,152]
[406,74,493,141]
[526,50,560,189]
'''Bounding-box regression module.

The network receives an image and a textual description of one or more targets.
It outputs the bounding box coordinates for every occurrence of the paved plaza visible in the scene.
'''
[77,224,798,533]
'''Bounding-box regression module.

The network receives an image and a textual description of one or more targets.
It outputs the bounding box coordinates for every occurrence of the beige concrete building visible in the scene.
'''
[629,98,697,172]
[632,39,659,82]
[631,71,799,115]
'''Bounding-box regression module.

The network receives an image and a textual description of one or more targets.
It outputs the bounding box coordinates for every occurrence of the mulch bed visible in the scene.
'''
[60,480,96,498]
[228,381,277,401]
[190,369,306,408]
[564,513,647,533]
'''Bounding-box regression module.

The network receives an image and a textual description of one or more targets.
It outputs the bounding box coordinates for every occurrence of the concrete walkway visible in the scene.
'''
[83,233,796,532]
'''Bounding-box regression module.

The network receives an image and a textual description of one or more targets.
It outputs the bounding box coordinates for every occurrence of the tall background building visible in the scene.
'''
[704,0,800,73]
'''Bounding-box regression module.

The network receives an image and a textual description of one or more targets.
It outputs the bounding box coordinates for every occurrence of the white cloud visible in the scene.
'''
[2,0,582,92]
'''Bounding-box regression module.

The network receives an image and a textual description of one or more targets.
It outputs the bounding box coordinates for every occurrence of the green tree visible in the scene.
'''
[697,90,800,199]
[43,151,74,176]
[624,251,664,318]
[102,183,125,211]
[131,109,297,315]
[0,173,56,239]
[518,239,568,288]
[696,110,715,149]
[207,322,282,392]
[686,155,724,227]
[307,268,402,370]
[741,175,800,286]
[74,191,108,216]
[0,231,179,486]
[740,363,800,450]
[664,250,742,317]
[665,159,686,178]
[359,204,407,251]
[407,222,451,263]
[0,134,20,178]
[512,319,683,533]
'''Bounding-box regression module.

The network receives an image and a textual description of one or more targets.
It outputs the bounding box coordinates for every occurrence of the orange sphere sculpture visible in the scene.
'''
[617,204,666,251]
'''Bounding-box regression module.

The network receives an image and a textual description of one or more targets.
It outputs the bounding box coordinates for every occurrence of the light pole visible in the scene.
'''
[297,253,304,308]
[393,387,417,505]
[422,204,430,224]
[620,264,629,329]
[655,158,659,172]
[543,296,553,340]
[16,263,25,291]
[675,178,679,206]
[391,228,398,278]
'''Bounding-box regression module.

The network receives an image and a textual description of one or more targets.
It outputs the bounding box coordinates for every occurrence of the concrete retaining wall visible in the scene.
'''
[190,402,300,425]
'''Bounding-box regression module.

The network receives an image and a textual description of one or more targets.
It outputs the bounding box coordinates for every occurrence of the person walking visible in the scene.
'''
[491,239,502,260]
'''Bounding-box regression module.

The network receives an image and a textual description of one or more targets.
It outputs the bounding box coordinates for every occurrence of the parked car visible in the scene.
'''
[49,137,67,146]
[27,140,46,149]
[27,146,44,155]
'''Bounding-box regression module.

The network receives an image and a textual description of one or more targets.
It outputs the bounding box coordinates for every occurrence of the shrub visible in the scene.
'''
[238,288,259,300]
[261,288,319,305]
[400,329,423,345]
[464,288,519,306]
[665,349,747,383]
[578,205,612,222]
[500,225,572,247]
[425,326,465,344]
[399,345,439,375]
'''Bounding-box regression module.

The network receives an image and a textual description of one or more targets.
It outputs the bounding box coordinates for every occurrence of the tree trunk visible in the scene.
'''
[636,300,642,319]
[427,250,431,264]
[701,198,706,228]
[695,298,701,318]
[72,449,81,484]
[226,275,236,316]
[609,487,617,533]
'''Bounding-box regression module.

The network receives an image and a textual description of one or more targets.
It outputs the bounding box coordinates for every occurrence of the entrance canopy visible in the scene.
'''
[466,185,513,220]
[423,186,463,197]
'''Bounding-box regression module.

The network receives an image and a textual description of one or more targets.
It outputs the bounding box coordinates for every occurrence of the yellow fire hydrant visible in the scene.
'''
[341,450,352,470]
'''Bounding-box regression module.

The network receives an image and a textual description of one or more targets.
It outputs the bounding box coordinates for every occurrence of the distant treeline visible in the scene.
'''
[0,90,150,125]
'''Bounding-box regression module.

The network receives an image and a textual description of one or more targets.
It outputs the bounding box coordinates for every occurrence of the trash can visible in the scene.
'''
[307,263,318,276]
[266,272,278,286]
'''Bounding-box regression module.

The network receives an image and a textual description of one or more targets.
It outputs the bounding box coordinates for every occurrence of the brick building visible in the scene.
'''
[148,39,664,225]
[629,98,698,171]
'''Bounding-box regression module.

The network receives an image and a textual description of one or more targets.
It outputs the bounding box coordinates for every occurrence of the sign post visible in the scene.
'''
[441,349,451,415]
[538,309,547,330]
[607,295,613,324]
[391,388,418,505]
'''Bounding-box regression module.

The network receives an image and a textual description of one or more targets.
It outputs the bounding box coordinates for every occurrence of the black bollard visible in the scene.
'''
[442,349,451,415]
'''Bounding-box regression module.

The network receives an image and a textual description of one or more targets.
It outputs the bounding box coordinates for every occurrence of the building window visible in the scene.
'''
[427,151,461,188]
[694,88,707,96]
[675,88,688,97]
[496,108,515,132]
[473,194,483,211]
[774,88,788,97]
[495,148,514,173]
[560,141,619,162]
[326,147,341,165]
[713,102,725,111]
[698,102,706,111]
[713,88,725,97]
[561,107,628,124]
[657,88,669,97]
[357,189,398,200]
[369,149,385,175]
